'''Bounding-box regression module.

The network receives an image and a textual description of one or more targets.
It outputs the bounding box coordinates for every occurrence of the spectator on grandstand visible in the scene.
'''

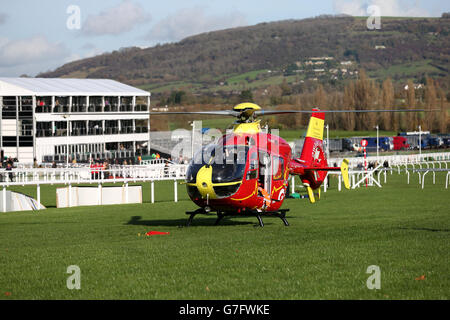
[6,162,13,182]
[164,159,170,177]
[90,161,96,180]
[103,160,110,179]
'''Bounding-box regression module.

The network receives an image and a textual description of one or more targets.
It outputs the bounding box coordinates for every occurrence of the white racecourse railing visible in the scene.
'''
[1,151,449,212]
[0,164,188,211]
[329,152,450,169]
[0,164,187,186]
[324,152,450,192]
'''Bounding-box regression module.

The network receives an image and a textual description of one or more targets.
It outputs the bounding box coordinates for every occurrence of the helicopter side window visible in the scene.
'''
[246,152,258,180]
[249,152,258,170]
[272,156,284,180]
[258,151,271,192]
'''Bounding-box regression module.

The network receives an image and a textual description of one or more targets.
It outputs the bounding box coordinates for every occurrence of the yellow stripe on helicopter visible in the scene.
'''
[305,116,324,140]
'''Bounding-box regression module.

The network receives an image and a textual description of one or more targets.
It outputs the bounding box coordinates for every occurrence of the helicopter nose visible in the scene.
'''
[196,165,217,199]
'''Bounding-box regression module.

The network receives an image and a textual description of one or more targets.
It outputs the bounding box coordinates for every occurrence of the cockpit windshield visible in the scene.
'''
[185,144,249,183]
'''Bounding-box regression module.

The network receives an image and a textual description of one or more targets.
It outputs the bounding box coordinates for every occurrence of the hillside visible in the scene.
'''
[38,15,450,92]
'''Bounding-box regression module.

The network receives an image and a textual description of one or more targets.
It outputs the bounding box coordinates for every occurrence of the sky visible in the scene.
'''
[0,0,448,77]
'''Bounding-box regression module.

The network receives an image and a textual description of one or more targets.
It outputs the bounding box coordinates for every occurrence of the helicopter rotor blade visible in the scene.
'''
[110,108,437,118]
[255,109,430,116]
[148,110,240,116]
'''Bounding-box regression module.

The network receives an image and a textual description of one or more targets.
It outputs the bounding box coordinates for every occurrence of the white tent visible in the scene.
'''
[0,77,151,163]
[0,78,150,97]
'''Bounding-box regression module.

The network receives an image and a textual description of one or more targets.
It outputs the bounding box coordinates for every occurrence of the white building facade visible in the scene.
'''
[0,78,151,163]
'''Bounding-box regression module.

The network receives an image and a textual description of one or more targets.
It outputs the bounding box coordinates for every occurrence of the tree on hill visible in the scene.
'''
[239,89,253,103]
[352,70,378,130]
[424,78,438,132]
[437,88,448,133]
[405,80,417,131]
[380,78,395,131]
[313,84,327,109]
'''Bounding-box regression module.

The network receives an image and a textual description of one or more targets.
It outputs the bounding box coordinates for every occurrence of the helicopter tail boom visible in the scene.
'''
[296,109,328,189]
[288,109,349,203]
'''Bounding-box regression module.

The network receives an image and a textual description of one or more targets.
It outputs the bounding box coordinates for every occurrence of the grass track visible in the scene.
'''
[0,175,448,300]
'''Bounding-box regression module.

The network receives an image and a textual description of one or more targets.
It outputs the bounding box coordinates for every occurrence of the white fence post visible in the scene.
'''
[68,184,72,207]
[151,180,155,204]
[98,183,102,205]
[291,175,295,194]
[174,180,178,203]
[2,186,6,212]
[37,184,41,210]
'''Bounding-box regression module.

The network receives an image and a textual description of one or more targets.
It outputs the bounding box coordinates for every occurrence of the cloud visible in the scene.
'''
[333,0,431,17]
[81,42,96,50]
[82,0,151,36]
[333,0,366,16]
[145,7,247,42]
[0,35,69,68]
[64,47,103,64]
[0,12,8,25]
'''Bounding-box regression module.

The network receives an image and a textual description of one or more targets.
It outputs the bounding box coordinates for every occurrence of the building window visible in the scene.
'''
[36,96,52,113]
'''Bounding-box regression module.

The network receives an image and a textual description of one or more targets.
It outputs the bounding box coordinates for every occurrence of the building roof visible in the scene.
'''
[0,78,150,96]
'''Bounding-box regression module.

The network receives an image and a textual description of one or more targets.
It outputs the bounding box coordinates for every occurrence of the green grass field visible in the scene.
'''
[368,59,443,79]
[0,173,449,300]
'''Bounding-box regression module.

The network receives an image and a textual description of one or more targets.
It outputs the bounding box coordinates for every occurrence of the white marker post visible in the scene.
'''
[174,180,178,203]
[151,180,155,204]
[361,139,368,187]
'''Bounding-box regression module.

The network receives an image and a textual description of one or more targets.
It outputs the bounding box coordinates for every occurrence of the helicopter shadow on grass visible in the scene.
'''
[397,227,450,233]
[125,215,261,228]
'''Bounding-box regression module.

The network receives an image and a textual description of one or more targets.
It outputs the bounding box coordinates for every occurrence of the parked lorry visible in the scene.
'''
[353,137,393,152]
[393,136,410,150]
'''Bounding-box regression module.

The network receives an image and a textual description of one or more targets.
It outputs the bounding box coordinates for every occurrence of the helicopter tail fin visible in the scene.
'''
[299,109,328,185]
[287,110,350,198]
[299,108,326,166]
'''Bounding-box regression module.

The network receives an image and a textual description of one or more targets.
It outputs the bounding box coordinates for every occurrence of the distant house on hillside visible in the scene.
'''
[310,57,334,60]
[404,83,424,90]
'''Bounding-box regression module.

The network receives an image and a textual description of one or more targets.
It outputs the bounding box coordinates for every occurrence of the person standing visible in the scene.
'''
[6,162,13,182]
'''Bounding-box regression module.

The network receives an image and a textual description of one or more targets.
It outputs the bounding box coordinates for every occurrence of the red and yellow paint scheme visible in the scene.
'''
[185,103,350,226]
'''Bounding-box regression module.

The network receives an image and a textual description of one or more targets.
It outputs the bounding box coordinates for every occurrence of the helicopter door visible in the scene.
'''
[258,151,272,193]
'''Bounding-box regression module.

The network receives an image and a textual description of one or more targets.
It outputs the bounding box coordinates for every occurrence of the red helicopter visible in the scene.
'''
[148,102,424,227]
[178,102,349,227]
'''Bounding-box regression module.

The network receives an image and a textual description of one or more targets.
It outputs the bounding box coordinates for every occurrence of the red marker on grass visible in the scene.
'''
[146,231,170,236]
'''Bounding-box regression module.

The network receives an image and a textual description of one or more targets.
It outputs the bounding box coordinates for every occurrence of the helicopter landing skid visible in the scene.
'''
[255,209,290,227]
[185,208,290,227]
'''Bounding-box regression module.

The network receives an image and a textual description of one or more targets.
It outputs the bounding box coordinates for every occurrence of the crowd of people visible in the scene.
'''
[0,157,17,182]
[0,151,190,182]
[90,159,111,179]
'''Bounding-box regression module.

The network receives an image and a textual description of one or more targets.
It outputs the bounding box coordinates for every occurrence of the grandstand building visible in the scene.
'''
[0,78,150,163]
